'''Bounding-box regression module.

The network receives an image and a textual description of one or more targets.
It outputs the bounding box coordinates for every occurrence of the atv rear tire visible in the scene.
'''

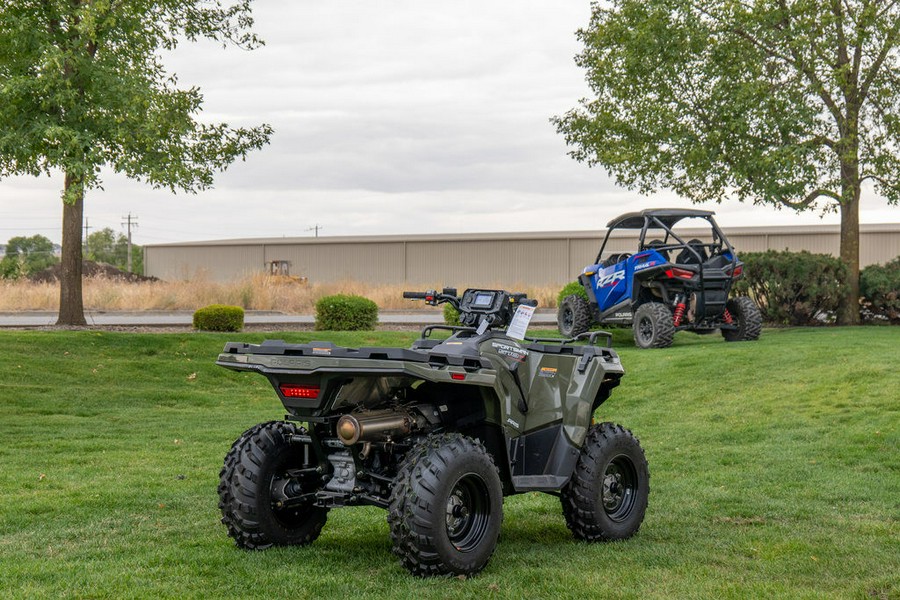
[561,422,649,542]
[218,421,328,549]
[388,433,503,577]
[632,302,674,349]
[722,296,762,342]
[558,294,592,338]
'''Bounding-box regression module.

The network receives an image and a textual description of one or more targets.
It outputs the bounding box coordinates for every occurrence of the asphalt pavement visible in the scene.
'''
[0,309,559,328]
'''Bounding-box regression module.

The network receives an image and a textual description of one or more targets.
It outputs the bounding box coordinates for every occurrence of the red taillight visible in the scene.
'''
[450,373,466,381]
[279,384,320,399]
[665,267,695,280]
[730,265,743,277]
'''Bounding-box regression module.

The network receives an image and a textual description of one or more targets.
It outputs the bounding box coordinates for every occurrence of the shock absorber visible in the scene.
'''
[673,294,686,327]
[723,308,733,324]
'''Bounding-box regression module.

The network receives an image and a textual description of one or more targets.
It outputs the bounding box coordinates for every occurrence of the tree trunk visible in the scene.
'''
[837,177,861,326]
[57,173,87,326]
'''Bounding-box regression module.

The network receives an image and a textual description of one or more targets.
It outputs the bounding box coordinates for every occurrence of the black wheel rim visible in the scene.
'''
[445,473,491,552]
[601,455,638,521]
[637,315,654,343]
[561,305,574,332]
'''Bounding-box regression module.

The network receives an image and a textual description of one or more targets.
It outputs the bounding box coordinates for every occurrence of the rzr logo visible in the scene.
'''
[596,270,625,288]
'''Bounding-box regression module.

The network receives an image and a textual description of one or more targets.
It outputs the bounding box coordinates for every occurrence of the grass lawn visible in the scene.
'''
[0,327,897,599]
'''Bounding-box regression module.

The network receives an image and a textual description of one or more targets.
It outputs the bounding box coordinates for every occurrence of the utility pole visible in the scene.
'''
[83,218,92,256]
[307,224,323,238]
[121,213,138,272]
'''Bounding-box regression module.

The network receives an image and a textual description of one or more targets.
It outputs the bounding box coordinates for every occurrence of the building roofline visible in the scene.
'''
[143,223,900,248]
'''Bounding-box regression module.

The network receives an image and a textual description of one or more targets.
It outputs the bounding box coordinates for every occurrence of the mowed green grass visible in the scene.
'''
[0,327,897,599]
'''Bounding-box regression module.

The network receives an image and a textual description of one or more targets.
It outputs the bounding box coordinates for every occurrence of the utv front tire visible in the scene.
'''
[722,296,762,342]
[632,302,674,349]
[388,433,503,577]
[558,294,592,338]
[561,423,649,542]
[218,421,328,549]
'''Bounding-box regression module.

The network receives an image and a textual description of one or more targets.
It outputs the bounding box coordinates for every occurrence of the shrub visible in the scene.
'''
[860,257,900,323]
[443,303,460,325]
[192,304,244,332]
[315,294,378,331]
[732,250,847,325]
[557,280,588,305]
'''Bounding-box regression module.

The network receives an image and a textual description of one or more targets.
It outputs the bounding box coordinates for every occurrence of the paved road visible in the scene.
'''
[0,309,559,328]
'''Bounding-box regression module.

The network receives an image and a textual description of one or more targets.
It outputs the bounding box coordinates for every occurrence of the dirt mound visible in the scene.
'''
[29,261,159,283]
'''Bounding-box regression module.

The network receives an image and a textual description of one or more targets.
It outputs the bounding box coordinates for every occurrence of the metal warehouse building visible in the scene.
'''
[144,223,900,285]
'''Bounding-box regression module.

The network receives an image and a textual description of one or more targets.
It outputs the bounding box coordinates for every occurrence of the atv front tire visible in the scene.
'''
[722,296,762,342]
[218,421,328,549]
[561,422,649,541]
[632,302,674,349]
[388,433,503,577]
[558,294,592,338]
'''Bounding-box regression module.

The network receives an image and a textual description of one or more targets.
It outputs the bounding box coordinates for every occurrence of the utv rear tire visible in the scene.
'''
[722,296,762,342]
[561,422,649,542]
[558,294,592,338]
[388,433,503,577]
[218,421,328,549]
[632,302,674,349]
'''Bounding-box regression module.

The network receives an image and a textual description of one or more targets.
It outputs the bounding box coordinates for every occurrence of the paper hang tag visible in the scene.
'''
[476,318,489,335]
[506,304,535,340]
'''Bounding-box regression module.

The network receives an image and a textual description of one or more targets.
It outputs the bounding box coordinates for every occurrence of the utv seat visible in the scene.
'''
[645,239,669,261]
[601,253,631,268]
[676,239,708,265]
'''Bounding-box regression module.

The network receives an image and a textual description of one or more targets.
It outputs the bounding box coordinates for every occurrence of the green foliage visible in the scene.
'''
[192,304,244,332]
[860,257,900,323]
[733,251,847,325]
[443,302,460,325]
[0,2,272,194]
[555,2,900,208]
[557,280,589,306]
[0,329,897,598]
[86,228,143,274]
[315,294,378,331]
[0,0,271,322]
[0,234,58,279]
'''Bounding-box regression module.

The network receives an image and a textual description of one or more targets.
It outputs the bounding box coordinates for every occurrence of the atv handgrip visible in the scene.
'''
[402,291,429,299]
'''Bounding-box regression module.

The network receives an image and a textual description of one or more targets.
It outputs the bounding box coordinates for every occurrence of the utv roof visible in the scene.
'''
[606,208,716,229]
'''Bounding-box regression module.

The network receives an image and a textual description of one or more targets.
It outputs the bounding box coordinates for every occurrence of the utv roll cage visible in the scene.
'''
[596,208,739,275]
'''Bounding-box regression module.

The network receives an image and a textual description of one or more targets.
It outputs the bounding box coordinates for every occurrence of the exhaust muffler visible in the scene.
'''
[336,410,417,445]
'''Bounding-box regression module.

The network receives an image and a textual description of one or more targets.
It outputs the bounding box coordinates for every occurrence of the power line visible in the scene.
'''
[121,213,138,273]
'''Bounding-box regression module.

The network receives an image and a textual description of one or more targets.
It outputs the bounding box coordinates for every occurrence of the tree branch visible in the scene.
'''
[859,16,900,102]
[775,0,845,127]
[778,188,842,209]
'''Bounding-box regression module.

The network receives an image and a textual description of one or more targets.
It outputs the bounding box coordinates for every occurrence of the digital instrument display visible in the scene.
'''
[472,292,495,308]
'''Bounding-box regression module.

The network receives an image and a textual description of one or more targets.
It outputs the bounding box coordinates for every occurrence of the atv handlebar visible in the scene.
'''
[403,287,535,331]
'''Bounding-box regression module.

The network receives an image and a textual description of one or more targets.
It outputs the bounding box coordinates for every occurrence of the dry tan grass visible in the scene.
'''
[0,276,564,312]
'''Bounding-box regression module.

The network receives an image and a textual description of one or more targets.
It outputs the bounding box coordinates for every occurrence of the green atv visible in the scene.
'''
[216,288,649,577]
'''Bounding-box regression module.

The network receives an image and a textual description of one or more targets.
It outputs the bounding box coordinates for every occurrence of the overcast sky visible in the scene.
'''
[0,0,896,246]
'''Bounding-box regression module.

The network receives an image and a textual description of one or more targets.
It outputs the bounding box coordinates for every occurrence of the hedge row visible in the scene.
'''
[315,294,378,331]
[193,304,244,332]
[860,257,900,323]
[732,250,848,325]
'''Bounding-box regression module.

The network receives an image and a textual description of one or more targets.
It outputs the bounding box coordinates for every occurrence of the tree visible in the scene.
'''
[86,227,143,274]
[554,0,900,325]
[0,1,271,325]
[0,234,58,279]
